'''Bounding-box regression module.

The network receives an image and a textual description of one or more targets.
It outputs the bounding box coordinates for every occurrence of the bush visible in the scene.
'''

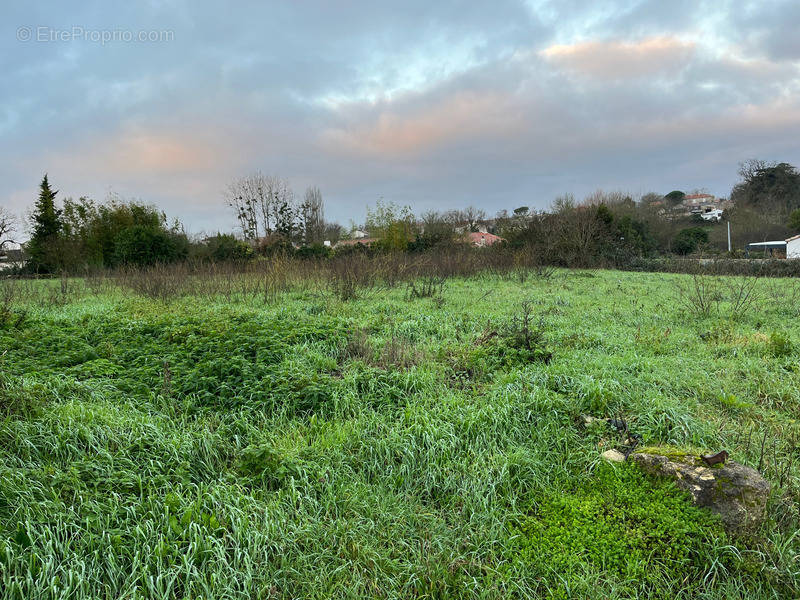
[205,233,253,262]
[464,301,552,375]
[256,234,294,257]
[673,227,709,255]
[768,331,793,357]
[237,444,303,490]
[113,226,188,266]
[295,243,331,260]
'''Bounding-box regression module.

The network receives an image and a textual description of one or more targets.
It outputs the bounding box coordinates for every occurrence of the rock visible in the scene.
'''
[630,449,770,533]
[601,449,626,463]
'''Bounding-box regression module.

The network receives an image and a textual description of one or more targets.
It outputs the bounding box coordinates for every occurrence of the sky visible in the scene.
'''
[2,0,800,235]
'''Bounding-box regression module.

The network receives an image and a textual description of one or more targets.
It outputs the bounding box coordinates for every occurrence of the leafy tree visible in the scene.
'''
[56,195,189,269]
[409,210,456,251]
[672,227,708,255]
[272,198,298,240]
[789,208,800,233]
[27,175,63,273]
[664,190,686,206]
[113,225,187,267]
[205,233,253,262]
[366,200,415,251]
[731,160,800,220]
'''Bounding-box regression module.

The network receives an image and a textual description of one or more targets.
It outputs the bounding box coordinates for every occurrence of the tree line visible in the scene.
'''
[3,159,800,274]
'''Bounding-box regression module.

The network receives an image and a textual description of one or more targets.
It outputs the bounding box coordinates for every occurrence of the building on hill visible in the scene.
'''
[463,232,504,247]
[670,193,731,219]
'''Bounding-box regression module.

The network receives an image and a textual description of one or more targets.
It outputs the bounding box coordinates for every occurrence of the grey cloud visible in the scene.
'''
[1,0,799,233]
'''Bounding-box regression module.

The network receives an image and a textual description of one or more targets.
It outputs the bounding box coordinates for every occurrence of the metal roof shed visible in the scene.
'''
[746,241,786,258]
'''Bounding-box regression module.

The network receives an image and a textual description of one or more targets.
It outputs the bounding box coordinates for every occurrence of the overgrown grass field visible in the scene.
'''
[1,269,799,598]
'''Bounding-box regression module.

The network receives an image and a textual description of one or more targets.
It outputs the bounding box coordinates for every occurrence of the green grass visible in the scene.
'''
[1,269,799,598]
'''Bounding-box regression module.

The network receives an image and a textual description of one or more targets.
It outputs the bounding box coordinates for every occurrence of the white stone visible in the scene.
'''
[601,449,626,463]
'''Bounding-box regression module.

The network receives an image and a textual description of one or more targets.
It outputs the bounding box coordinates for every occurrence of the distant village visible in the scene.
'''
[4,161,800,273]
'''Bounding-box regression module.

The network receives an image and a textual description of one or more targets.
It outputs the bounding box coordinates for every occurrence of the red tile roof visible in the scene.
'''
[465,232,504,246]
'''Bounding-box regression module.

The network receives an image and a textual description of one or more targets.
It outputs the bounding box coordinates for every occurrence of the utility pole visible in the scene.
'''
[727,220,732,253]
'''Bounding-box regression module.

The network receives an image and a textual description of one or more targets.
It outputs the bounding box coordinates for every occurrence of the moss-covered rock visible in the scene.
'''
[630,449,770,533]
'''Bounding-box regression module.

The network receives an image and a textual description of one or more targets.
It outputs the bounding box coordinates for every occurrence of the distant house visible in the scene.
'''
[683,193,717,205]
[700,209,724,222]
[334,238,378,249]
[787,235,800,259]
[672,193,730,219]
[464,232,504,247]
[350,230,370,239]
[0,247,26,271]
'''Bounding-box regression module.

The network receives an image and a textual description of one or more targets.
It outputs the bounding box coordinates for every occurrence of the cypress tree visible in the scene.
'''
[27,174,62,273]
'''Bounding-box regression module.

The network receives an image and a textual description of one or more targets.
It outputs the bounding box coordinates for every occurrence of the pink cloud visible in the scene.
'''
[540,36,696,80]
[319,90,525,157]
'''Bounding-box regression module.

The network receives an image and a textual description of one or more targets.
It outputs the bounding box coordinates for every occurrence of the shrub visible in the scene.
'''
[113,225,188,266]
[295,243,331,260]
[237,444,303,490]
[406,275,446,299]
[205,233,253,262]
[256,234,295,256]
[327,253,378,301]
[500,300,550,357]
[464,302,552,375]
[768,331,793,357]
[673,227,709,255]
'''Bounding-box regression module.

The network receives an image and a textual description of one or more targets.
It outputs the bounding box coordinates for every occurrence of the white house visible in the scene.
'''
[700,209,723,222]
[787,234,800,259]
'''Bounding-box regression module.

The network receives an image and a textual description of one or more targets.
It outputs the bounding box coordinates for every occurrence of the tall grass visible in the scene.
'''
[1,268,799,597]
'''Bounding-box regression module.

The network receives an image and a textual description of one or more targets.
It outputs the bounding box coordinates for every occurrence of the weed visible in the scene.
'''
[406,275,446,299]
[768,331,793,358]
[238,443,303,490]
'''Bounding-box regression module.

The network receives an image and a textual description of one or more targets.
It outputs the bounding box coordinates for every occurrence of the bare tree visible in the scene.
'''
[323,222,343,244]
[547,195,603,266]
[225,173,295,240]
[0,207,18,251]
[270,178,296,239]
[300,186,325,245]
[452,206,486,232]
[225,174,261,240]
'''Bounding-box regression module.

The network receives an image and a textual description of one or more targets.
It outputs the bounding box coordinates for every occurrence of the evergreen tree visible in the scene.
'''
[27,174,63,273]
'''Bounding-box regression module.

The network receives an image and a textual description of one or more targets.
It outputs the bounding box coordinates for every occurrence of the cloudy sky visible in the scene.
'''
[2,1,799,234]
